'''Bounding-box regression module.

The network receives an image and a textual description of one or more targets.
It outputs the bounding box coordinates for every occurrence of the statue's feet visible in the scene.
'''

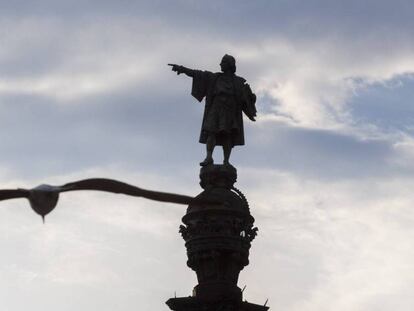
[200,157,213,166]
[223,160,231,166]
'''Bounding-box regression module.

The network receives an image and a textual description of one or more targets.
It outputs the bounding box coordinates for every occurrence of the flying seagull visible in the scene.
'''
[0,178,197,222]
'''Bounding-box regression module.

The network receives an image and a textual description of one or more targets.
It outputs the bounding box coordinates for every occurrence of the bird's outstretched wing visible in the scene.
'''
[60,178,193,205]
[0,189,29,201]
[0,178,217,222]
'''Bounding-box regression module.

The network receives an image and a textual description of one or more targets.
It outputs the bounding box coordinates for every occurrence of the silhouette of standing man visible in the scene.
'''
[169,54,256,166]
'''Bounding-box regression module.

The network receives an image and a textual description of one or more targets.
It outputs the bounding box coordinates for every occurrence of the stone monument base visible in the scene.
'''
[166,296,269,311]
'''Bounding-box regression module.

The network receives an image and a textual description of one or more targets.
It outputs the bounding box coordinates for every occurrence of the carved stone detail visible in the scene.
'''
[167,165,266,310]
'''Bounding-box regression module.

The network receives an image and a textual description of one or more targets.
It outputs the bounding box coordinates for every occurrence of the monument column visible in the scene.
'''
[166,164,268,311]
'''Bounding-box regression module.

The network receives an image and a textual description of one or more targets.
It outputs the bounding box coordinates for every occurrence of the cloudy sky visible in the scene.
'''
[1,1,414,310]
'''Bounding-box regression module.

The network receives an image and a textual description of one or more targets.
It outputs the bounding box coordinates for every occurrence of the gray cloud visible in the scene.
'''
[239,121,397,178]
[3,0,414,37]
[0,83,408,181]
[0,90,200,178]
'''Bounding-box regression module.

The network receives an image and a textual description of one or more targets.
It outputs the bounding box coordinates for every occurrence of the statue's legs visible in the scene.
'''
[200,133,233,166]
[200,134,215,166]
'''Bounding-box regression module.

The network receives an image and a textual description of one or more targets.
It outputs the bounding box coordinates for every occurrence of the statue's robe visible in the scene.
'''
[191,70,256,146]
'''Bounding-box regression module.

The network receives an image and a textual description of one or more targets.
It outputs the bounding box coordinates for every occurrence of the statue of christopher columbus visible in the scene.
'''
[169,54,257,167]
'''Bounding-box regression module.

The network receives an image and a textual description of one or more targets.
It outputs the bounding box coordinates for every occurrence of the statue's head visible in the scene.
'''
[220,54,236,74]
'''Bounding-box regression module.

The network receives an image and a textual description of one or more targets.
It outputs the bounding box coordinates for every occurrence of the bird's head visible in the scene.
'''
[27,184,61,222]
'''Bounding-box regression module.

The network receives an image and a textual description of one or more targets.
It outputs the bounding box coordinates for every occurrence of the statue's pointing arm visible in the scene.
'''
[168,64,214,102]
[168,64,195,77]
